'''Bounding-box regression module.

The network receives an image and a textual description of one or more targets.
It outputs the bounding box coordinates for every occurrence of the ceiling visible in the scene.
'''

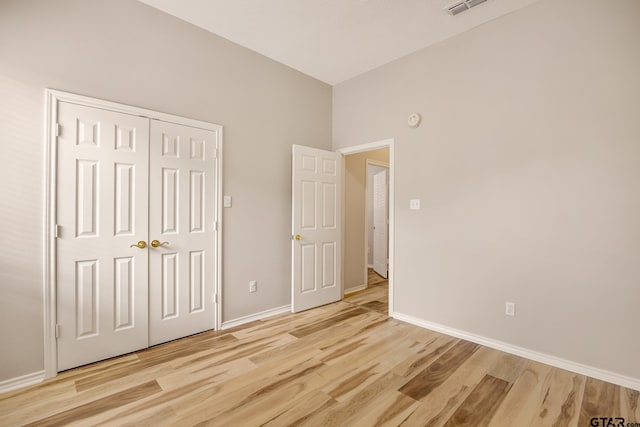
[139,0,543,85]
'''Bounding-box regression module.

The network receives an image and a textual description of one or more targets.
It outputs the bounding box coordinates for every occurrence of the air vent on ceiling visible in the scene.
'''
[446,0,488,16]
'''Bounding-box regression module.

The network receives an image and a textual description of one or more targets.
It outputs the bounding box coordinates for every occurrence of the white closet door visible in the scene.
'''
[57,102,149,371]
[148,120,218,345]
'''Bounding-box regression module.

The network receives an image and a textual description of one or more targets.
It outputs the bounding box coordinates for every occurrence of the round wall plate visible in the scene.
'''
[408,113,421,128]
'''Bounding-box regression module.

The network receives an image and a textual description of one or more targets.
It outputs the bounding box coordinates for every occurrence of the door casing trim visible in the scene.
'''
[44,89,223,379]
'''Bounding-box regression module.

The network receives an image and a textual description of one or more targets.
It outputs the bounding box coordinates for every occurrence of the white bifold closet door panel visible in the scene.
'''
[148,120,217,346]
[57,102,150,371]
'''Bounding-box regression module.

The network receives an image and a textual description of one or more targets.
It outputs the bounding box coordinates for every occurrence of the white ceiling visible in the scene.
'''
[139,0,542,85]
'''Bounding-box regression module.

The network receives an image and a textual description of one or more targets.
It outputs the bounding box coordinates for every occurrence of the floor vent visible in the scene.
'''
[446,0,488,16]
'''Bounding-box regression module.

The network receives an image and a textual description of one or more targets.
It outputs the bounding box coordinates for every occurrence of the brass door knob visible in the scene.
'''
[294,234,302,241]
[130,241,147,249]
[151,240,169,248]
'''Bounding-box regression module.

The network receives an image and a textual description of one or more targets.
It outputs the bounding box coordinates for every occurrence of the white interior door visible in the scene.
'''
[148,120,218,345]
[57,102,149,371]
[373,169,388,278]
[291,145,342,312]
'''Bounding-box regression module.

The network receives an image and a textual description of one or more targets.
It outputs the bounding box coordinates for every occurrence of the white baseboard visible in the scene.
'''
[392,312,640,392]
[221,305,291,330]
[0,370,45,394]
[344,284,367,294]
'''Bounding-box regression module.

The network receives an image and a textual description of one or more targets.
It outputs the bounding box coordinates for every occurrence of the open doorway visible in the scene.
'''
[338,139,394,315]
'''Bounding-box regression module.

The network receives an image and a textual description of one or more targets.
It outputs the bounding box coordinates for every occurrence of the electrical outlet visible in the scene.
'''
[505,301,516,317]
[409,199,421,210]
[249,280,257,293]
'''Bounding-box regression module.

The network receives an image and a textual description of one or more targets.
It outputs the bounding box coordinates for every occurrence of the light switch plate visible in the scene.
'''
[409,199,421,210]
[223,195,232,208]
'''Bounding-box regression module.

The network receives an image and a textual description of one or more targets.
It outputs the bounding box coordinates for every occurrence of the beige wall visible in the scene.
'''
[344,149,389,291]
[334,0,640,381]
[0,0,331,382]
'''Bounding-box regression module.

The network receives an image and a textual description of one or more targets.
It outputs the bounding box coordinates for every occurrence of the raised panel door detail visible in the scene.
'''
[300,244,316,293]
[189,171,204,233]
[322,242,336,288]
[322,158,337,176]
[301,155,316,172]
[115,126,136,151]
[114,163,134,236]
[301,181,317,229]
[75,260,99,338]
[162,253,178,319]
[76,160,99,238]
[189,251,205,313]
[76,119,100,146]
[162,134,179,157]
[162,168,179,234]
[190,138,205,160]
[322,183,336,229]
[114,257,134,330]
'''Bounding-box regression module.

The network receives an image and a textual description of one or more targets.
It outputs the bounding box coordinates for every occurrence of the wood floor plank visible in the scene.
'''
[487,360,554,427]
[391,335,458,379]
[487,352,527,384]
[289,307,369,338]
[298,371,409,427]
[23,380,162,427]
[347,390,419,427]
[2,282,638,427]
[171,353,326,423]
[249,312,387,366]
[91,401,177,427]
[192,367,331,426]
[399,340,480,401]
[261,390,337,426]
[578,377,622,426]
[620,388,640,422]
[398,346,502,427]
[324,362,380,400]
[530,367,586,427]
[443,374,512,427]
[367,268,388,286]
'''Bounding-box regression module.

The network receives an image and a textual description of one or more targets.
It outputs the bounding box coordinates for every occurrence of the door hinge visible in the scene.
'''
[55,124,61,137]
[214,294,218,304]
[213,221,218,232]
[54,224,61,238]
[213,148,218,159]
[55,324,61,339]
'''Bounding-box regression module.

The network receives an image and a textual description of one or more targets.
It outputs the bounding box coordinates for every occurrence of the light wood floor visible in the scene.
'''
[1,274,638,426]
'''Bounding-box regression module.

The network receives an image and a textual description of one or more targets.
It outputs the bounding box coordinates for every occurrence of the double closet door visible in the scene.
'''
[56,101,219,371]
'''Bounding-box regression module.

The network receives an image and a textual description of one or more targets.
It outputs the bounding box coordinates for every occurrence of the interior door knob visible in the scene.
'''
[294,234,302,241]
[129,241,147,249]
[151,240,170,248]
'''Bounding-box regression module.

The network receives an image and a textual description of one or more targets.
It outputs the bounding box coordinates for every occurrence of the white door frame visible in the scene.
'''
[366,160,389,281]
[337,139,394,315]
[43,89,223,379]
